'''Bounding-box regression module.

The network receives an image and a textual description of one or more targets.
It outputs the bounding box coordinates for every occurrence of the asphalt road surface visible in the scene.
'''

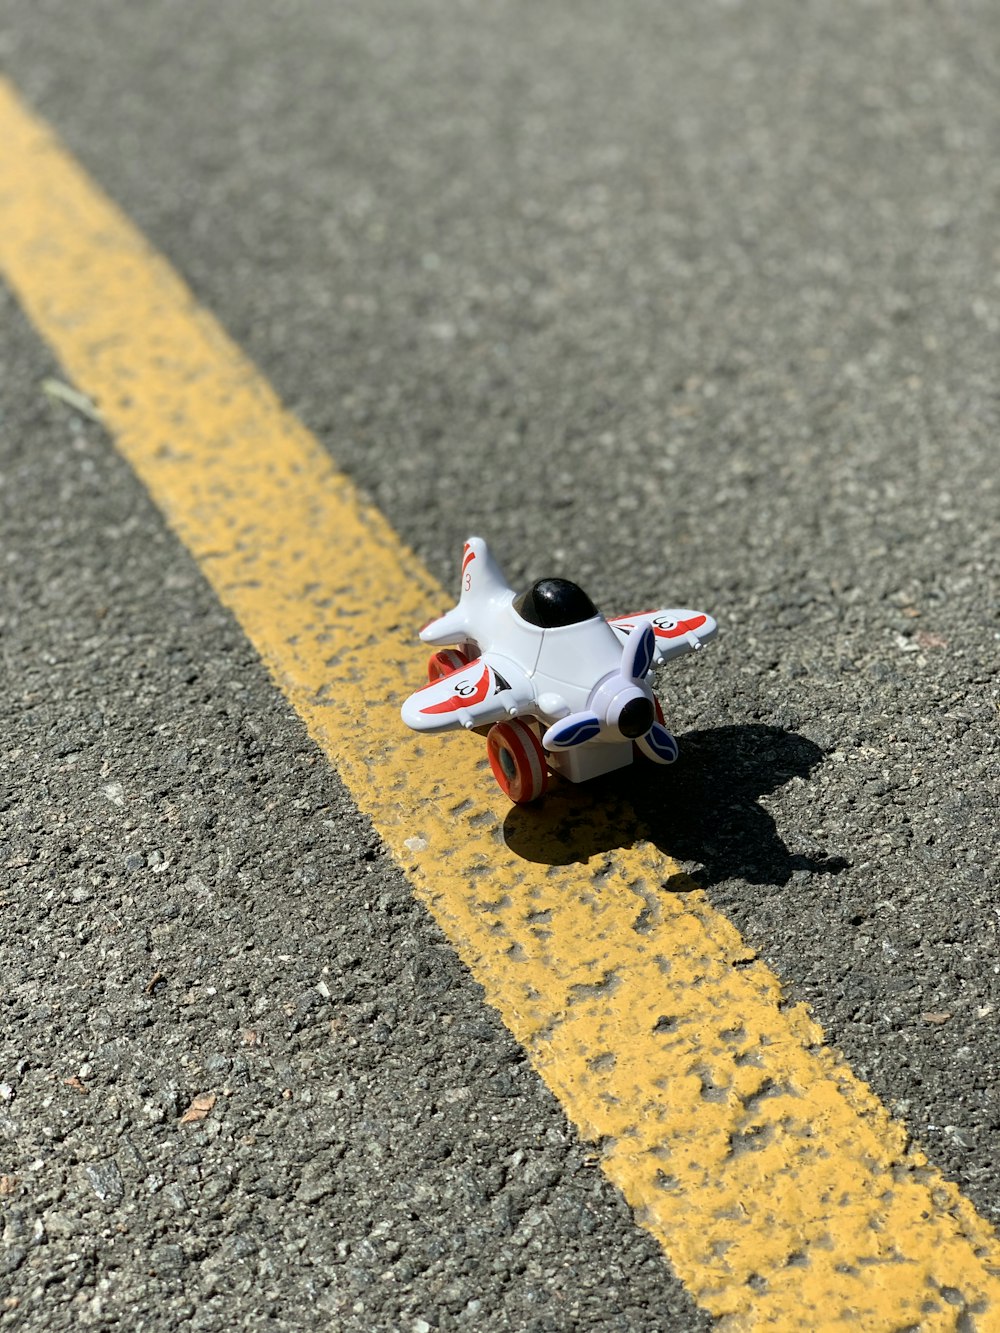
[1,3,998,1330]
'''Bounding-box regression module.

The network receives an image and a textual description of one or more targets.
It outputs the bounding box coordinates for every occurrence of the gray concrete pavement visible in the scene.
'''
[2,1,999,1328]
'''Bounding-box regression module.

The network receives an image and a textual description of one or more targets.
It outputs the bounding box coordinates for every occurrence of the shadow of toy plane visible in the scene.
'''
[502,724,849,891]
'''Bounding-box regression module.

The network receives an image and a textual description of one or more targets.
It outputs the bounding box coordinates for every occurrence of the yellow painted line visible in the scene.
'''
[1,78,999,1328]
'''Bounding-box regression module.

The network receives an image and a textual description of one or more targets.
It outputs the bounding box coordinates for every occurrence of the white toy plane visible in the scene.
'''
[401,538,717,804]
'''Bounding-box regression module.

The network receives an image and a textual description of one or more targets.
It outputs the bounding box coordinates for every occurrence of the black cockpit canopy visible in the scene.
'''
[512,578,600,628]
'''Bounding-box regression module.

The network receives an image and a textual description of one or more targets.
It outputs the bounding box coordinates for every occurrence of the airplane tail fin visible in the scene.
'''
[419,537,513,645]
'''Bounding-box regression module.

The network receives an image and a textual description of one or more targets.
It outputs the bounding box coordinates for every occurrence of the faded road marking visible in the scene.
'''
[1,78,998,1327]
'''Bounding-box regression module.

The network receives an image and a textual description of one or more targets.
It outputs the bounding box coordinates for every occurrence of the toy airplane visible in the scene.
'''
[401,538,717,804]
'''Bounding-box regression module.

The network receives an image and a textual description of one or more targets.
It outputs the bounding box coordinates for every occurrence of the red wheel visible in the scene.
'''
[427,648,470,682]
[487,721,549,804]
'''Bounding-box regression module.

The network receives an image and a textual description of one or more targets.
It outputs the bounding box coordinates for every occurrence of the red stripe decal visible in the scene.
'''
[462,547,476,576]
[658,614,707,639]
[613,613,707,639]
[420,664,491,715]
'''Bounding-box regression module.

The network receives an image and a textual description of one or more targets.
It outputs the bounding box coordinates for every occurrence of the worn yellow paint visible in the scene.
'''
[2,77,999,1328]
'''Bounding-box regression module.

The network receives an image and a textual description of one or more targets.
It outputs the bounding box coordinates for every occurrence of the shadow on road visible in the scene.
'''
[502,724,850,890]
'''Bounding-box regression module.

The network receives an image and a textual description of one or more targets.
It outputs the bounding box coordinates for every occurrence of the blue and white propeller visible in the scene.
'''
[541,622,678,764]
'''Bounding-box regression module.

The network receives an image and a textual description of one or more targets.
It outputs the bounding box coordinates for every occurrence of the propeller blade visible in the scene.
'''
[623,620,656,683]
[542,712,602,750]
[635,721,679,765]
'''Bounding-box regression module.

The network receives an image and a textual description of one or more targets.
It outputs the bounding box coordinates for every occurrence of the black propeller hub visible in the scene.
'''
[617,697,654,739]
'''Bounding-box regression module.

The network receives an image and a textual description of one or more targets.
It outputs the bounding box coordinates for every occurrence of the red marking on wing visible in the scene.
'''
[613,613,707,639]
[655,614,707,639]
[419,664,491,715]
[610,610,655,634]
[461,546,476,576]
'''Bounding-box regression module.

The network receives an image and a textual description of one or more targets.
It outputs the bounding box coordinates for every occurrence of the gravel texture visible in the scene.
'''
[0,286,706,1329]
[1,1,999,1328]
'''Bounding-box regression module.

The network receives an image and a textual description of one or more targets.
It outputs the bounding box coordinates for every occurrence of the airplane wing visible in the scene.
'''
[607,609,717,666]
[400,654,534,734]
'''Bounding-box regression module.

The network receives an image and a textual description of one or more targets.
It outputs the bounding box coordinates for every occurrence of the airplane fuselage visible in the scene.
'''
[408,537,713,795]
[459,597,627,727]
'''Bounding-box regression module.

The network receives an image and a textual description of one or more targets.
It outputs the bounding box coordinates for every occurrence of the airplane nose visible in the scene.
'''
[617,696,654,739]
